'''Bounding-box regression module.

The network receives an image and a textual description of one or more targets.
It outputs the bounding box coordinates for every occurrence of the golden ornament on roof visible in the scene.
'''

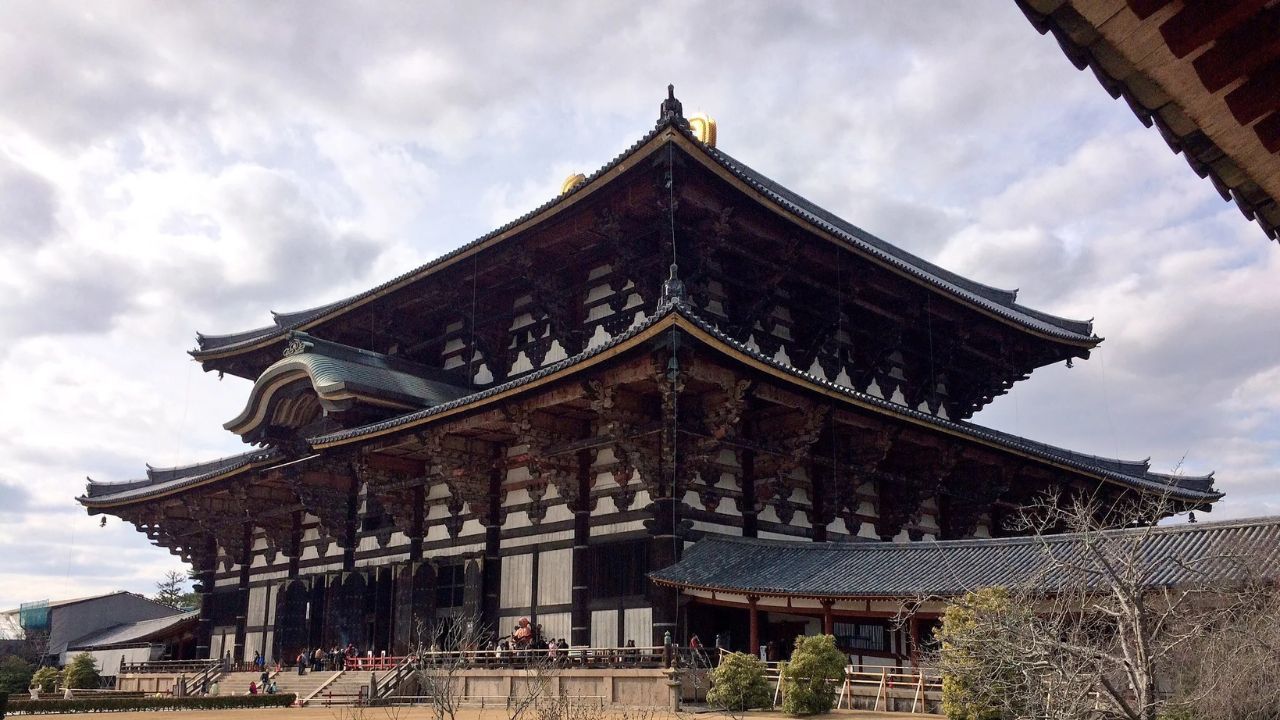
[560,173,586,195]
[688,112,717,148]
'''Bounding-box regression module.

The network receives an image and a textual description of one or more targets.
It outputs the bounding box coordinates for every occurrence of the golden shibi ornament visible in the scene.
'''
[560,173,587,195]
[688,112,717,147]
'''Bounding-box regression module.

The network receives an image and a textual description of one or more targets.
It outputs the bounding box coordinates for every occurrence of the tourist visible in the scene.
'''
[313,646,325,672]
[296,650,307,675]
[252,650,264,672]
[208,679,220,696]
[547,637,558,660]
[248,681,258,695]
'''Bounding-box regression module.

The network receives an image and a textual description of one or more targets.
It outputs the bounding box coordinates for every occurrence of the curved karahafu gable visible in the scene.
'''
[225,331,470,444]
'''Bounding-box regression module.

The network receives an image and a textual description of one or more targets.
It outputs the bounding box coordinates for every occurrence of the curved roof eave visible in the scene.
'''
[79,448,284,508]
[308,300,1216,503]
[191,117,1099,365]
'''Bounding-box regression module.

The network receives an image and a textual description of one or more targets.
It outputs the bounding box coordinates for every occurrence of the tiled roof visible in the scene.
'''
[81,448,281,505]
[650,516,1280,599]
[192,97,1098,361]
[703,147,1096,341]
[68,610,197,649]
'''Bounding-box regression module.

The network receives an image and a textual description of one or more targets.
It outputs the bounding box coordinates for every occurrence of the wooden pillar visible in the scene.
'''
[287,510,303,579]
[908,617,920,667]
[232,522,253,666]
[741,449,758,538]
[822,600,834,636]
[481,462,504,637]
[342,470,360,572]
[570,450,592,648]
[409,485,425,562]
[194,536,217,659]
[649,493,679,646]
[748,596,760,658]
[811,463,829,543]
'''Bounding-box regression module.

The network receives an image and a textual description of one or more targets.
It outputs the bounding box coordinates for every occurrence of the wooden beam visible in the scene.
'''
[1225,57,1280,125]
[1159,0,1269,59]
[1191,5,1280,92]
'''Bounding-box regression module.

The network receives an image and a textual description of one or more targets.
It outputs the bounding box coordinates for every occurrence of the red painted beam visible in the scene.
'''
[1160,0,1270,59]
[1192,6,1280,93]
[1255,111,1280,154]
[1226,58,1280,125]
[1127,0,1173,21]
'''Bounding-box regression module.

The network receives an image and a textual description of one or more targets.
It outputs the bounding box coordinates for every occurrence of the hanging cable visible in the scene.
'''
[666,139,683,643]
[467,252,479,390]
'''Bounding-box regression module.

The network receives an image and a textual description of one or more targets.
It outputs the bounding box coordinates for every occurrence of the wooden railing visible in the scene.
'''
[119,658,221,675]
[345,644,693,672]
[839,666,942,713]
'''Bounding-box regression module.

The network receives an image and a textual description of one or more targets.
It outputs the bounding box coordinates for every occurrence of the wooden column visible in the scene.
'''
[570,450,592,648]
[481,462,504,637]
[909,617,920,667]
[232,522,253,666]
[194,536,217,659]
[649,493,679,646]
[822,600,834,636]
[342,471,360,572]
[741,449,758,538]
[287,510,303,579]
[409,485,425,562]
[748,596,760,658]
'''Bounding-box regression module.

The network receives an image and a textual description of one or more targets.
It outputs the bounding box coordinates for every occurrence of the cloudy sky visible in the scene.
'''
[0,1,1276,612]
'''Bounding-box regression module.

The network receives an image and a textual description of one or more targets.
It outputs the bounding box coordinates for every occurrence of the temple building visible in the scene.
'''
[80,88,1221,668]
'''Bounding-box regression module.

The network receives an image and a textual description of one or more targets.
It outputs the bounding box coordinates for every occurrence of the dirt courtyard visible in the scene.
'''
[21,708,939,720]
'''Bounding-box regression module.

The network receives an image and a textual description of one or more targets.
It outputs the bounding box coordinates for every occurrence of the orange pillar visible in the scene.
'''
[822,601,834,636]
[908,617,920,667]
[748,596,760,657]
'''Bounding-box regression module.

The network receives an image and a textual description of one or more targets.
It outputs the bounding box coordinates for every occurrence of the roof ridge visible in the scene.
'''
[193,98,1098,361]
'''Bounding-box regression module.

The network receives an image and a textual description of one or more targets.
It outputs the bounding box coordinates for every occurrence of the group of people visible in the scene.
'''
[493,617,569,660]
[293,643,362,674]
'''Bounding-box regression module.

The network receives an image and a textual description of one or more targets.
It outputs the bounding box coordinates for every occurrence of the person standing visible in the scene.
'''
[296,650,307,676]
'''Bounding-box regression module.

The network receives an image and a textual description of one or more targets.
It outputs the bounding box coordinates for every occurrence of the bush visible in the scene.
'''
[5,693,296,714]
[780,635,845,716]
[29,667,59,693]
[707,651,772,711]
[0,656,34,696]
[61,652,99,689]
[938,587,1016,720]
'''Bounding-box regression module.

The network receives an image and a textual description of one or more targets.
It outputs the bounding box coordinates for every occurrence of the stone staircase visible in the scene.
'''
[304,670,374,707]
[206,668,351,705]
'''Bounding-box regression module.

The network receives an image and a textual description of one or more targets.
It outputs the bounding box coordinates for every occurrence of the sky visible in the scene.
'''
[0,1,1276,613]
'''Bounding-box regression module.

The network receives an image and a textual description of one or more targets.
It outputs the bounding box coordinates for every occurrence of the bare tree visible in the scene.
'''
[411,614,487,720]
[930,488,1276,720]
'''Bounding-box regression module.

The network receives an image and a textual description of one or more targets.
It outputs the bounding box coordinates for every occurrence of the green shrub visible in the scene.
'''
[707,651,772,711]
[5,693,296,714]
[29,666,59,693]
[938,587,1018,720]
[61,652,99,689]
[0,656,34,696]
[780,634,845,716]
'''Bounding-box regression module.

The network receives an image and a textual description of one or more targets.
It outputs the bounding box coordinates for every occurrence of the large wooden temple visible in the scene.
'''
[80,88,1220,668]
